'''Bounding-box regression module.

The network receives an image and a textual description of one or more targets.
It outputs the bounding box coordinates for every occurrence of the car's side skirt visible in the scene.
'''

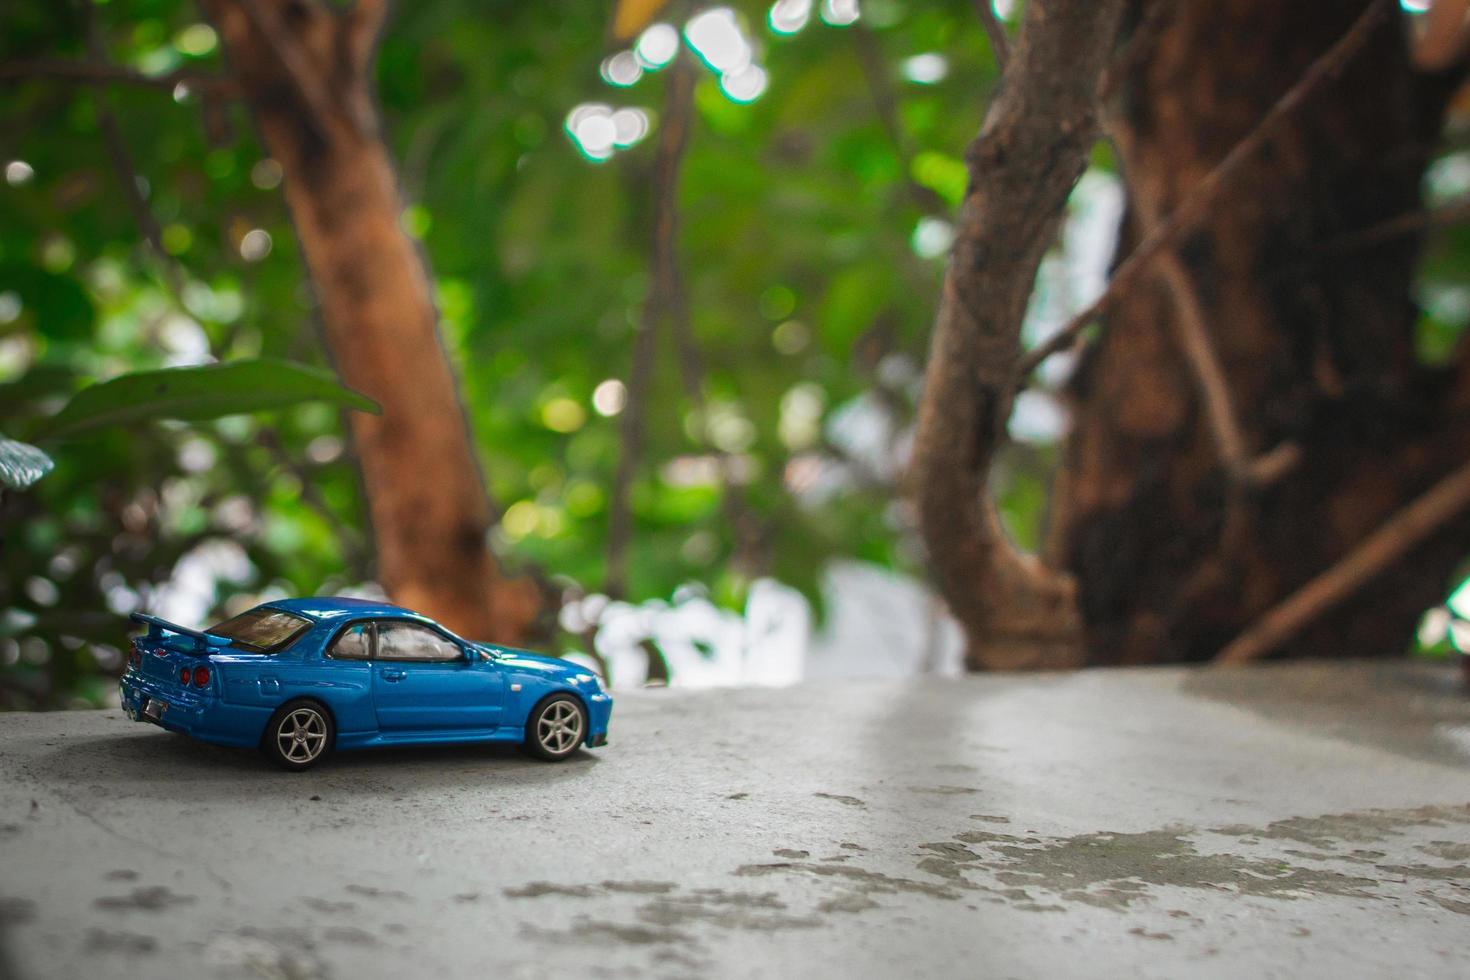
[334,727,523,750]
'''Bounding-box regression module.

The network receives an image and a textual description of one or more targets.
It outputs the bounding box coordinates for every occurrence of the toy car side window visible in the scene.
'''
[328,622,373,661]
[375,622,461,663]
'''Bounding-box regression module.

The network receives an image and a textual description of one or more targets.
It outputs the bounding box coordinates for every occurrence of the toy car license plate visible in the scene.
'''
[143,698,166,721]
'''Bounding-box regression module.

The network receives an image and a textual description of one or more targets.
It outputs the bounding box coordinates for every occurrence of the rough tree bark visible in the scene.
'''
[1050,0,1470,664]
[201,0,531,641]
[912,0,1126,669]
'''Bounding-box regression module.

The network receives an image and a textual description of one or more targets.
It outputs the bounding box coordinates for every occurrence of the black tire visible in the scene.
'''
[261,699,335,771]
[523,694,587,761]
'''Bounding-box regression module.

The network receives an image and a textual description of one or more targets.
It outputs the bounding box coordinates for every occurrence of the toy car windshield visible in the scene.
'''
[205,607,312,653]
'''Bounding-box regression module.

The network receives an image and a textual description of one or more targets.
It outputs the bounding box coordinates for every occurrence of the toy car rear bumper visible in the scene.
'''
[118,674,267,749]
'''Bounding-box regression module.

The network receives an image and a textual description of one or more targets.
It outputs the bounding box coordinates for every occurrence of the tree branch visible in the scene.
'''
[606,55,698,599]
[78,3,187,303]
[1216,456,1470,663]
[237,0,342,131]
[1413,0,1470,71]
[912,0,1126,670]
[1099,0,1172,101]
[1018,0,1393,377]
[1318,192,1470,255]
[344,0,390,79]
[970,0,1010,70]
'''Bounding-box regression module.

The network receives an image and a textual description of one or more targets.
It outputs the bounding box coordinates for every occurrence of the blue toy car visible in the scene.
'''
[117,597,612,770]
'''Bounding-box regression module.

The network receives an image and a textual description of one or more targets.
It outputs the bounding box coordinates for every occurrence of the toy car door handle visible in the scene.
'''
[380,668,406,681]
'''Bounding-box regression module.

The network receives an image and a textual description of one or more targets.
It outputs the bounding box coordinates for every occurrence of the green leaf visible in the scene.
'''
[0,433,55,489]
[39,359,380,439]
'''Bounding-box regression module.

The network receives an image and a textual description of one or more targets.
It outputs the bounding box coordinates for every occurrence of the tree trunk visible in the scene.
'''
[912,0,1125,670]
[1050,0,1470,664]
[203,0,530,641]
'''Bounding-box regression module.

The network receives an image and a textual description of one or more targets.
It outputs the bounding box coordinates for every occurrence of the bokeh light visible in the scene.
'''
[593,379,628,417]
[239,228,272,262]
[4,160,34,186]
[820,0,860,27]
[686,8,754,74]
[601,50,642,87]
[902,53,948,85]
[635,23,680,69]
[769,0,813,35]
[720,64,768,103]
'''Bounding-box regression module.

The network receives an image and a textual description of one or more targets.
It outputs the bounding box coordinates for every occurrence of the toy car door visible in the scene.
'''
[370,620,506,731]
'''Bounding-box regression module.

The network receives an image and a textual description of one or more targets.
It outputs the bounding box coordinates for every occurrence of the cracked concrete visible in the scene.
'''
[1,662,1468,978]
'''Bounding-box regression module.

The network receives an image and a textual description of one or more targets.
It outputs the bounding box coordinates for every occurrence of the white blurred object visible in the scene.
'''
[150,539,255,626]
[574,561,958,690]
[806,561,964,680]
[1021,169,1124,389]
[769,0,813,34]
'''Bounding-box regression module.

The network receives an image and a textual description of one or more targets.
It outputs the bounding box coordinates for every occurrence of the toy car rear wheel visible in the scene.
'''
[262,700,334,771]
[524,694,586,761]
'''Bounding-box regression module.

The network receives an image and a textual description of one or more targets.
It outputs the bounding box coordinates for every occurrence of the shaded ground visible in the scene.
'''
[1,663,1468,978]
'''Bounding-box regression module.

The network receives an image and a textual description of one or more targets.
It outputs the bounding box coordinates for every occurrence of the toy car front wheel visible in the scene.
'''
[524,694,586,761]
[262,700,334,771]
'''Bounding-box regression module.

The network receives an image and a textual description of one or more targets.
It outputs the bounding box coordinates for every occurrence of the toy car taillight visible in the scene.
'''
[192,665,210,687]
[179,667,191,684]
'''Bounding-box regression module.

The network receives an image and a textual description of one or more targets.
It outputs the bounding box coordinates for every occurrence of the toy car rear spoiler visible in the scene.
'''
[130,612,228,655]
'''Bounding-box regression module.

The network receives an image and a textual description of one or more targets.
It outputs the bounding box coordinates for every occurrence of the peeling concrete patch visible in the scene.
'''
[1212,805,1470,851]
[85,929,156,954]
[94,886,195,913]
[1419,841,1470,861]
[0,897,37,925]
[1374,863,1470,881]
[637,889,821,933]
[518,884,821,953]
[909,786,981,796]
[956,827,1380,909]
[601,880,677,895]
[955,829,1042,846]
[813,793,866,808]
[504,882,598,899]
[323,925,378,946]
[969,814,1012,824]
[1422,892,1470,916]
[344,884,410,901]
[302,897,356,914]
[913,805,1470,915]
[919,842,983,861]
[525,918,691,947]
[818,892,879,914]
[736,861,959,900]
[201,929,326,980]
[773,849,810,859]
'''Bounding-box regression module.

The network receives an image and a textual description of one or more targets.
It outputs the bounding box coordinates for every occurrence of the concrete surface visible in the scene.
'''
[1,662,1468,979]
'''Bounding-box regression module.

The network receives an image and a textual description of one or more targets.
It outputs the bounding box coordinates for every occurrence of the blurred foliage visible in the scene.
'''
[9,2,1460,707]
[0,0,1014,706]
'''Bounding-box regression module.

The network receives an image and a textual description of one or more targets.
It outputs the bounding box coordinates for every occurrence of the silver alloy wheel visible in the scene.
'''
[276,707,328,764]
[536,700,583,755]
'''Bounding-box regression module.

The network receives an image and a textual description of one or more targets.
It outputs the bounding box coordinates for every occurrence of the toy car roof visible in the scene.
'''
[263,596,426,622]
